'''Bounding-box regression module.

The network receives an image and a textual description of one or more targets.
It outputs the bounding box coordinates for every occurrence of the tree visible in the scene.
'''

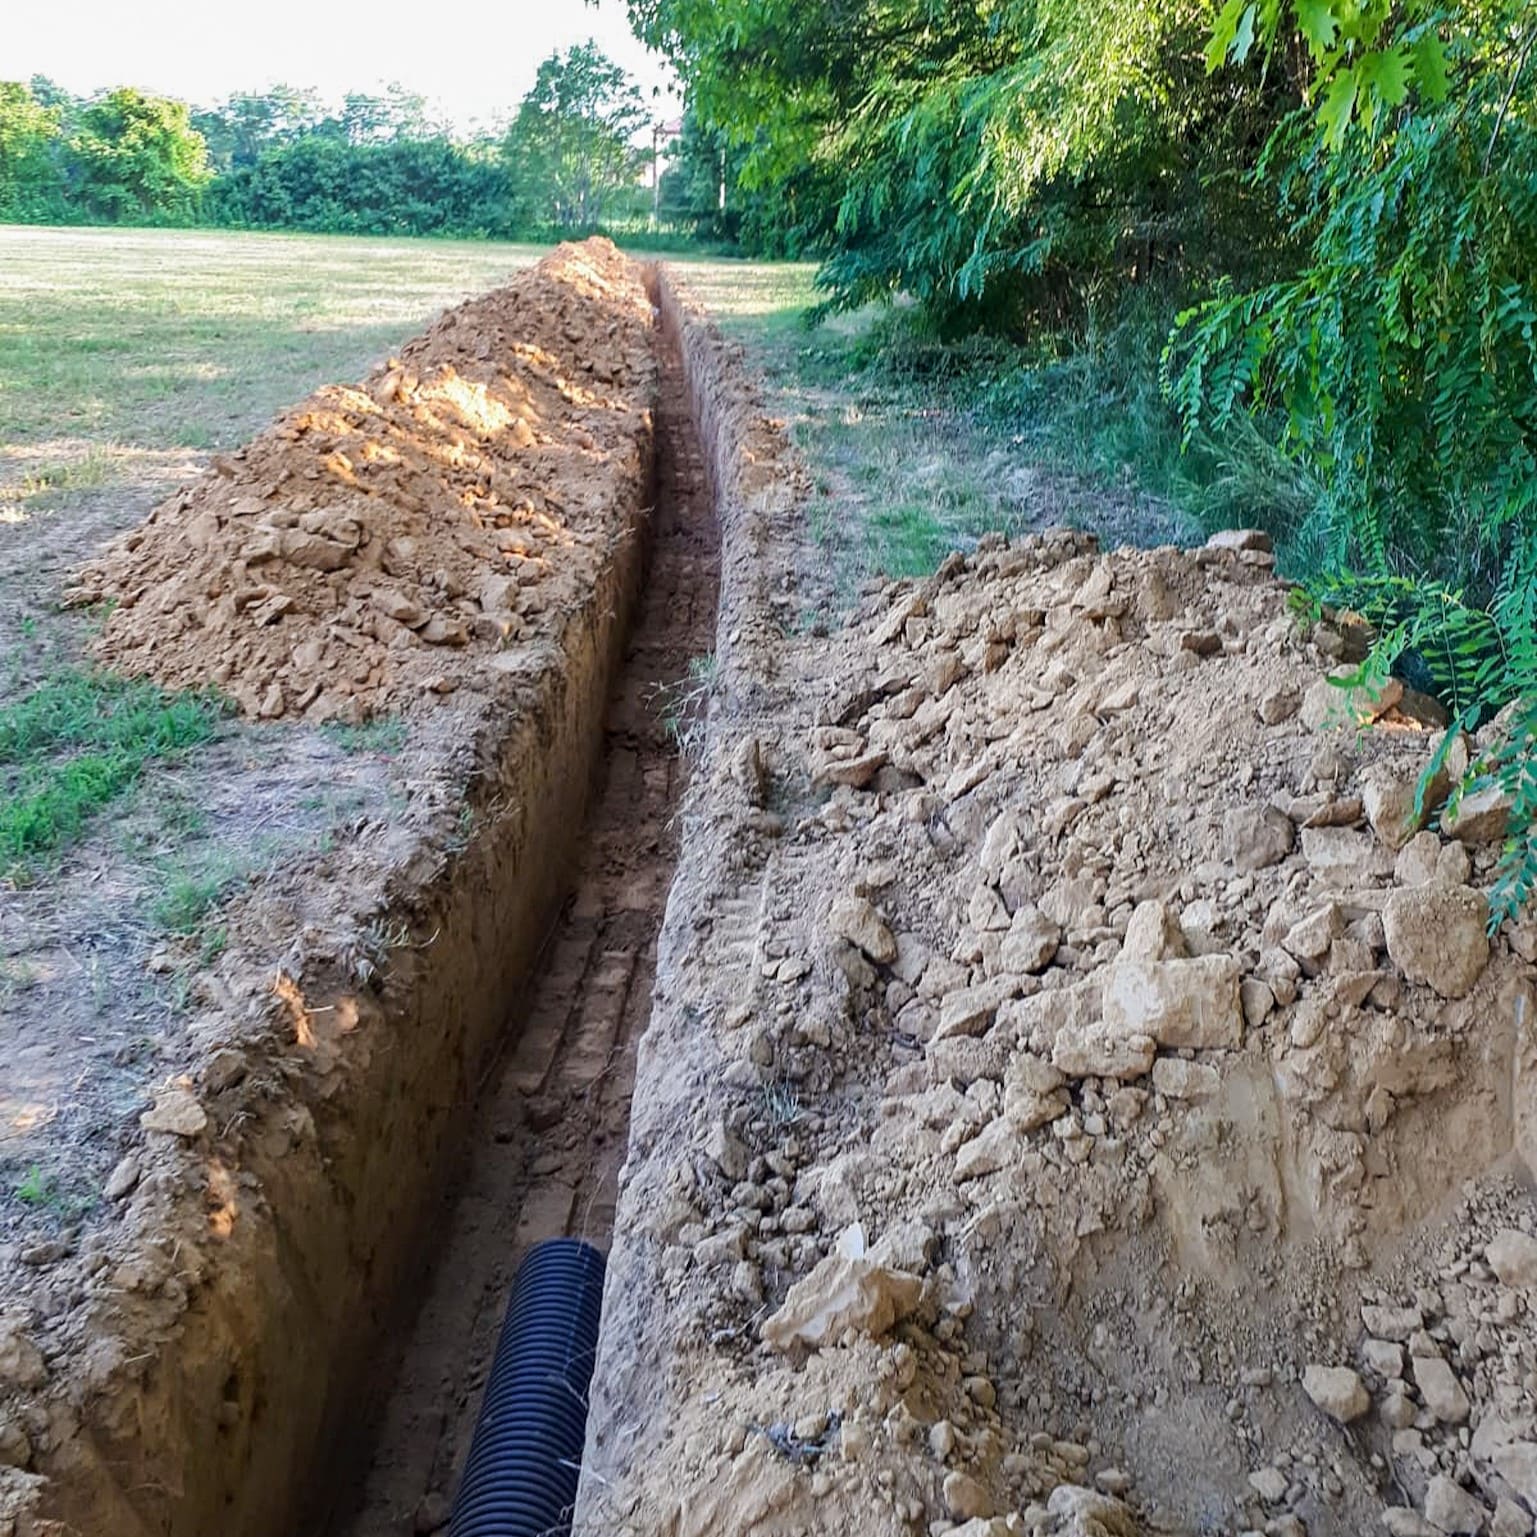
[0,82,63,215]
[504,44,648,228]
[628,0,1295,316]
[68,88,210,221]
[1170,0,1537,918]
[194,85,323,173]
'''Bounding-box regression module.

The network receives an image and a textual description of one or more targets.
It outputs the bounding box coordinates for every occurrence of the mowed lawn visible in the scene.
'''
[0,226,550,506]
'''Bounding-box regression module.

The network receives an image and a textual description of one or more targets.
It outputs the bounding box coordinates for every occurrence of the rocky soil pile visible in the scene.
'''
[70,239,656,721]
[585,514,1537,1537]
[0,241,664,1537]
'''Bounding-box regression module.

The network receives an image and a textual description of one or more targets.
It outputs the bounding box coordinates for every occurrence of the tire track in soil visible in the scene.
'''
[329,331,719,1537]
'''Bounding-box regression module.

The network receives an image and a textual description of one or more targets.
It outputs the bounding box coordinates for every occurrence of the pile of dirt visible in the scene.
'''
[581,306,1537,1537]
[0,241,666,1537]
[69,239,656,721]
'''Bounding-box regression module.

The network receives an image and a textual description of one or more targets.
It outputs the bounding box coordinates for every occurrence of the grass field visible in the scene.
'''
[0,226,550,506]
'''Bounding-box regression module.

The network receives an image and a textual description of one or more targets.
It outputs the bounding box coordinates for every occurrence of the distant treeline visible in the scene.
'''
[0,48,792,248]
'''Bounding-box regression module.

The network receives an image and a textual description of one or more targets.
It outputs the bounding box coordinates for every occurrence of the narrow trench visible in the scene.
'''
[328,320,719,1537]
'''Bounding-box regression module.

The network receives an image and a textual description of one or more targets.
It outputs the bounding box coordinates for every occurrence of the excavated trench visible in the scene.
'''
[323,298,720,1536]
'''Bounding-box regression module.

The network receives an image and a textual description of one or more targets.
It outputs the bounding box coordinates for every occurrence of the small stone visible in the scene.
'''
[1302,824,1395,879]
[829,895,897,965]
[1122,900,1187,961]
[1382,1513,1439,1537]
[1491,1499,1532,1537]
[0,1323,47,1389]
[1302,1364,1369,1422]
[1396,831,1443,887]
[936,977,1017,1040]
[1258,685,1301,725]
[1249,1467,1289,1503]
[1284,905,1343,964]
[1412,1356,1470,1424]
[418,616,468,647]
[1492,1442,1537,1511]
[1362,1305,1422,1341]
[761,1254,923,1351]
[1380,1391,1417,1430]
[1223,806,1296,872]
[413,1491,451,1534]
[1487,1229,1537,1287]
[104,1154,141,1201]
[19,1240,68,1267]
[202,1048,249,1093]
[942,1470,993,1522]
[1000,905,1060,974]
[955,1119,1015,1181]
[1383,885,1490,999]
[1151,1057,1220,1099]
[704,1122,748,1181]
[1423,1474,1485,1534]
[1052,1024,1155,1081]
[1445,784,1512,845]
[1362,1338,1404,1378]
[1240,977,1275,1030]
[1100,955,1242,1049]
[140,1087,207,1138]
[0,1413,30,1470]
[1362,762,1427,851]
[1045,1486,1138,1535]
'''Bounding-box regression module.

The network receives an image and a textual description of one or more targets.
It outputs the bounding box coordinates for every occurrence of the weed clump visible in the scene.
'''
[0,670,223,873]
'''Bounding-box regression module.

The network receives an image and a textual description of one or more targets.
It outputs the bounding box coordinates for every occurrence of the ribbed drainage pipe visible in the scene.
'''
[447,1238,606,1537]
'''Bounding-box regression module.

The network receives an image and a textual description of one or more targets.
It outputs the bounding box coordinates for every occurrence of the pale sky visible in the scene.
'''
[5,0,679,135]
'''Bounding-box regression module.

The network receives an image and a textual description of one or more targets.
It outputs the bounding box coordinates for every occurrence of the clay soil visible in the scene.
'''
[330,311,720,1537]
[0,240,664,1537]
[4,236,1537,1537]
[575,281,1537,1537]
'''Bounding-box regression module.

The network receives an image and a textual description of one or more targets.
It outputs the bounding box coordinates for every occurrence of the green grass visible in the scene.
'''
[151,847,251,934]
[10,1163,94,1221]
[0,226,546,458]
[0,670,224,871]
[683,260,1326,602]
[322,716,409,755]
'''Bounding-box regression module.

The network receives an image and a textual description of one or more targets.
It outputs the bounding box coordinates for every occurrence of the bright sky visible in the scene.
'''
[6,0,679,135]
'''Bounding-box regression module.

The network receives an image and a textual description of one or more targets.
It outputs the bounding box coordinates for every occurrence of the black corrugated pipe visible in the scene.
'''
[447,1238,606,1537]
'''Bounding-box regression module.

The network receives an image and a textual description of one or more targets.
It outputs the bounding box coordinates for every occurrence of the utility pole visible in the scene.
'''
[651,120,662,230]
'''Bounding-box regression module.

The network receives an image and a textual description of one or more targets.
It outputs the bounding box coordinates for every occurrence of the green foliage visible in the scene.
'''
[192,84,325,173]
[504,44,649,228]
[1303,551,1537,923]
[151,847,249,933]
[68,88,211,222]
[0,57,673,242]
[632,0,1297,314]
[1172,0,1537,912]
[0,671,223,871]
[321,716,408,755]
[0,81,62,217]
[1206,0,1451,144]
[210,134,512,237]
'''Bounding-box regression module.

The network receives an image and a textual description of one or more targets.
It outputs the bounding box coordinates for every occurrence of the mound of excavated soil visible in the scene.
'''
[583,290,1537,1537]
[0,241,664,1537]
[71,240,656,721]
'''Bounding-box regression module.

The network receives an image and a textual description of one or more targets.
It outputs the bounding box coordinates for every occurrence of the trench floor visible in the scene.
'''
[331,334,719,1537]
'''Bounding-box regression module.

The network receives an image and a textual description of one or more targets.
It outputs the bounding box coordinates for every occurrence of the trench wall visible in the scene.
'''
[571,270,807,1534]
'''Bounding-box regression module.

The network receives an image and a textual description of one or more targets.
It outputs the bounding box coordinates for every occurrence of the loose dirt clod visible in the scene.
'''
[71,240,655,722]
